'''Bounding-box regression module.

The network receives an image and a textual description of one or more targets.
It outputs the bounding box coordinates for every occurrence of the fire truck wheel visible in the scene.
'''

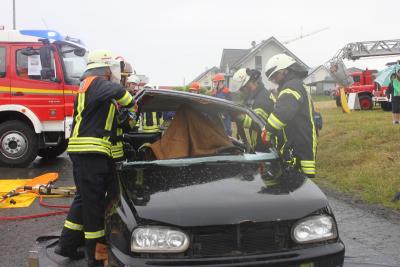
[38,139,68,158]
[358,95,373,110]
[0,120,38,167]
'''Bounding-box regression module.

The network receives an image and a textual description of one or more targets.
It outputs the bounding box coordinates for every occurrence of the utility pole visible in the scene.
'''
[13,0,16,30]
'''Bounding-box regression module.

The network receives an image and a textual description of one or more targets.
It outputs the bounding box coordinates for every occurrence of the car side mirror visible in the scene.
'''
[74,48,86,57]
[20,47,38,56]
[39,45,54,80]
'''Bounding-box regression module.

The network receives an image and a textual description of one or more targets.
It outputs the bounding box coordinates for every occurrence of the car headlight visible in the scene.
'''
[131,226,189,253]
[292,215,337,244]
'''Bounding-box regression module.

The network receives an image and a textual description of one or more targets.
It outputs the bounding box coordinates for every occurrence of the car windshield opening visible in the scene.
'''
[123,99,273,164]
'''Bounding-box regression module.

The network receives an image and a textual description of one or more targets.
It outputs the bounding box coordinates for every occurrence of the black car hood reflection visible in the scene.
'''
[120,159,328,227]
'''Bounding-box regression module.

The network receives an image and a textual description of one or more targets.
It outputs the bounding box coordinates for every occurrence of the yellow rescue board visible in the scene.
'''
[0,173,59,208]
[340,88,351,114]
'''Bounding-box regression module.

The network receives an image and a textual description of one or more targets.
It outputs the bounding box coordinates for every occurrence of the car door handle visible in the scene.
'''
[12,91,24,96]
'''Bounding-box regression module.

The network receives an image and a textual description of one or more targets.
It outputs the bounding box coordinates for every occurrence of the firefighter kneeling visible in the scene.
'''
[55,49,136,266]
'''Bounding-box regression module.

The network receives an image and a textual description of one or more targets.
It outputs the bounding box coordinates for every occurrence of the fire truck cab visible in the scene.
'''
[0,30,87,166]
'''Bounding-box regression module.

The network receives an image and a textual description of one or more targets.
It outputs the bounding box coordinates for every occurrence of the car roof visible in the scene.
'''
[134,89,265,125]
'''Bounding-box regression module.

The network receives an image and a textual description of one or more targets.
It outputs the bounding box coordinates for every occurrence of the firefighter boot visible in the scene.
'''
[54,228,85,260]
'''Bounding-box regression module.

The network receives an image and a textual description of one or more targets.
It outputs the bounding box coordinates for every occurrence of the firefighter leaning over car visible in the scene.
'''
[55,49,136,266]
[232,68,275,151]
[263,53,317,178]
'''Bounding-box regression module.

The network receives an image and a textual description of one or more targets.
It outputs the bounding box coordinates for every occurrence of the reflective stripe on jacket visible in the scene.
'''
[142,112,162,133]
[67,76,135,157]
[265,72,317,178]
[242,83,275,151]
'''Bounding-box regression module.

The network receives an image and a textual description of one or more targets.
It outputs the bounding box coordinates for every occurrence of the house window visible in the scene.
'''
[0,47,5,78]
[255,56,262,71]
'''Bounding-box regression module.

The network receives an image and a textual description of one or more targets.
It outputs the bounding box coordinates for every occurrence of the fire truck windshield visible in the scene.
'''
[58,43,87,85]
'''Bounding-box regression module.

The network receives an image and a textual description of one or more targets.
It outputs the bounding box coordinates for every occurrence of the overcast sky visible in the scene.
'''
[1,0,399,85]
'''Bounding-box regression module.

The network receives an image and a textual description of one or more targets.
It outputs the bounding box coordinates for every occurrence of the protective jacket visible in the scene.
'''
[265,72,317,178]
[142,112,163,133]
[67,76,135,159]
[242,83,275,151]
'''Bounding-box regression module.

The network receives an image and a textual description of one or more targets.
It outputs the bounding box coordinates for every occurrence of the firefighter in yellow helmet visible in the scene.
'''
[55,49,136,266]
[263,53,317,178]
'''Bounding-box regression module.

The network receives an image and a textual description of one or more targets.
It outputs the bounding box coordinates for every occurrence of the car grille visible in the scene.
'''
[189,221,291,257]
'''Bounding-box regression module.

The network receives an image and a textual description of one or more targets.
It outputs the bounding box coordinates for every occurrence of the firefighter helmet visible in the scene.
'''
[189,82,200,91]
[86,49,117,71]
[213,73,225,82]
[264,53,296,80]
[127,74,141,84]
[231,68,251,92]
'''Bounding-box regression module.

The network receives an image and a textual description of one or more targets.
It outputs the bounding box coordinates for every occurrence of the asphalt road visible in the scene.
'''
[0,154,399,267]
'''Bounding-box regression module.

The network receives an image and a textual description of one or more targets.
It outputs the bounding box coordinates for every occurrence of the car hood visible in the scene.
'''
[119,157,329,227]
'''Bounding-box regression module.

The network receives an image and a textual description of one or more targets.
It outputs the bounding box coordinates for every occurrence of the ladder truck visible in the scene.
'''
[328,39,400,110]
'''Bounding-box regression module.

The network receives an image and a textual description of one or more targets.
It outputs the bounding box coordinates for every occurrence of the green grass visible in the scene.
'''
[311,95,333,102]
[315,107,400,210]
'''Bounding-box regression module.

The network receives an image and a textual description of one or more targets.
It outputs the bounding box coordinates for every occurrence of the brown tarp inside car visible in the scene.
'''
[151,105,236,160]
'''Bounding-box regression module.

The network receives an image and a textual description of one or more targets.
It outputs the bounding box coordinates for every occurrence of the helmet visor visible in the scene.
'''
[110,63,122,84]
[230,77,249,93]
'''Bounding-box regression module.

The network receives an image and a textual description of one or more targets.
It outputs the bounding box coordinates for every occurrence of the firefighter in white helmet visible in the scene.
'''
[126,74,141,95]
[263,53,317,178]
[231,68,275,151]
[55,49,137,266]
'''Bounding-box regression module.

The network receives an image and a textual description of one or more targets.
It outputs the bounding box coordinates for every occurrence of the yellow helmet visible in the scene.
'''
[86,49,117,71]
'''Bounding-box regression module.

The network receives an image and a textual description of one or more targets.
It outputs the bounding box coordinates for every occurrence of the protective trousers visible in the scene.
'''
[58,153,114,266]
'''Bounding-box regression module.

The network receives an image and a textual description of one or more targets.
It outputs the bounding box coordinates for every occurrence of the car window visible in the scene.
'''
[0,47,5,78]
[16,49,56,81]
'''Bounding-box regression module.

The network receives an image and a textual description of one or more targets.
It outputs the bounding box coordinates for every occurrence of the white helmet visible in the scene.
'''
[86,49,121,84]
[86,49,117,71]
[264,53,296,80]
[127,74,141,84]
[230,68,251,92]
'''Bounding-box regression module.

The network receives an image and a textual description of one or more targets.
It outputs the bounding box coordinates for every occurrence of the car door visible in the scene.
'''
[10,44,65,123]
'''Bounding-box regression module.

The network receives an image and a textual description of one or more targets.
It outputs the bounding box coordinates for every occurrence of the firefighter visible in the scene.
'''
[189,82,201,94]
[212,73,232,135]
[55,49,136,266]
[263,53,317,178]
[232,68,275,151]
[126,74,141,95]
[141,84,162,132]
[116,56,133,87]
[112,58,135,161]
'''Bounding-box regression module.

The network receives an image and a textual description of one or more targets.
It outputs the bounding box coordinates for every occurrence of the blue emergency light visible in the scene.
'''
[19,30,85,47]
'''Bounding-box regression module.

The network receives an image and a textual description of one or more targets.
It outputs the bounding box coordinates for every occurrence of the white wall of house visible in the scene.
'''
[304,66,332,85]
[239,42,290,90]
[197,69,219,88]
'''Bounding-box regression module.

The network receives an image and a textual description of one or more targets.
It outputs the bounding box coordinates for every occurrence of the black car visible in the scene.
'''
[30,89,344,267]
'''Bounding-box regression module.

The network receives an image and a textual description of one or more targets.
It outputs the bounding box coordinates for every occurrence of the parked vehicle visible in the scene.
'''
[333,69,390,110]
[328,39,400,111]
[0,30,87,166]
[30,90,345,267]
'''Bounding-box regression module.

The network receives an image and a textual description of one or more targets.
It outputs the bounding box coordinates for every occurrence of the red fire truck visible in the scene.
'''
[329,39,400,111]
[0,30,87,166]
[333,69,390,110]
